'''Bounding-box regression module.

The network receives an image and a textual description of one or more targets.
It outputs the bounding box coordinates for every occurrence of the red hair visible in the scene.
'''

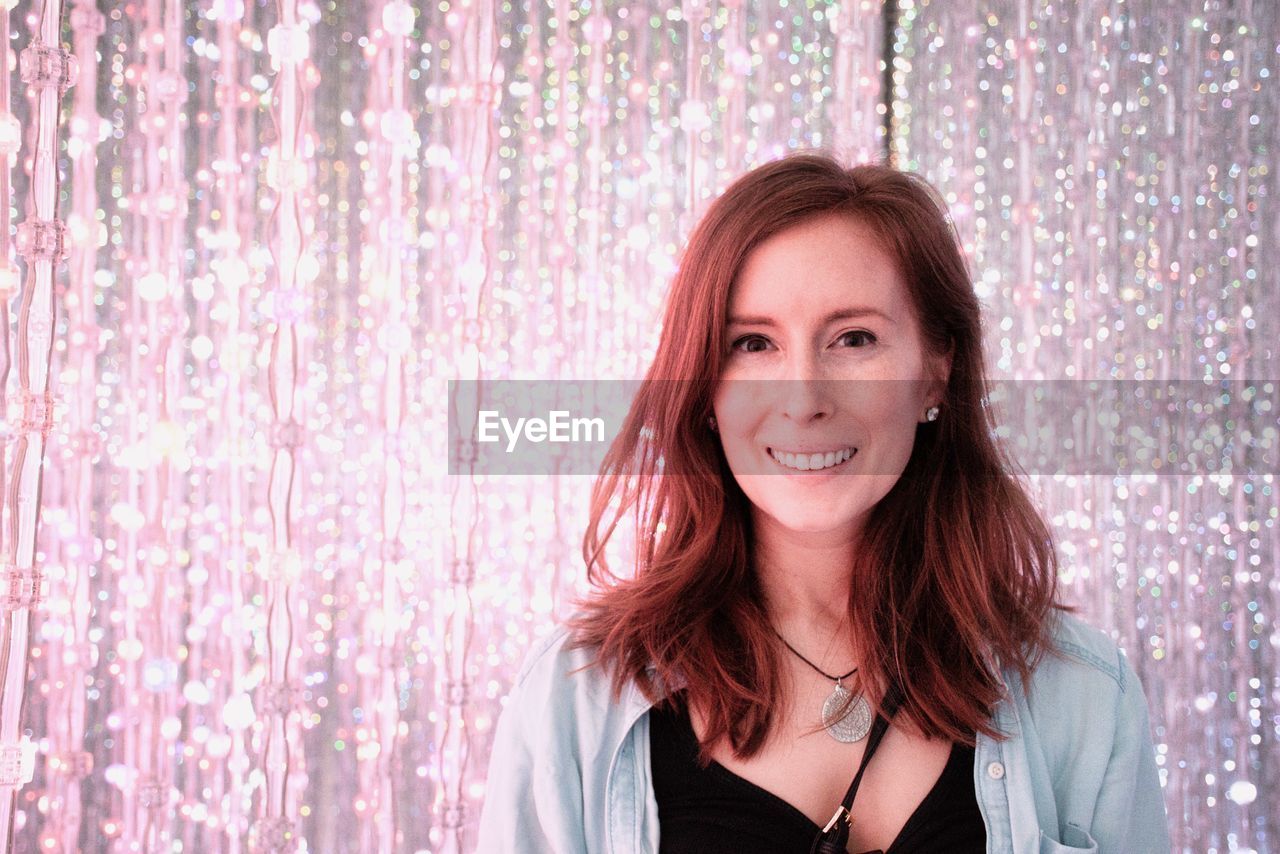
[566,150,1067,761]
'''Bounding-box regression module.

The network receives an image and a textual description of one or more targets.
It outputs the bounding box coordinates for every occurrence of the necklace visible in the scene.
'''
[770,625,872,743]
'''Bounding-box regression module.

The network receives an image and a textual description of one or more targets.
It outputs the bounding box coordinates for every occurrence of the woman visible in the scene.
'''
[475,152,1170,853]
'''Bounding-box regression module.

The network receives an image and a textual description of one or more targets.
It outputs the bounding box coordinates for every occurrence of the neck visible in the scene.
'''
[752,511,863,665]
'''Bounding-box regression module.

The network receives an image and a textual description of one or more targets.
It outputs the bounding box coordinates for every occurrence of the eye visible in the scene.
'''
[838,330,877,347]
[729,334,770,354]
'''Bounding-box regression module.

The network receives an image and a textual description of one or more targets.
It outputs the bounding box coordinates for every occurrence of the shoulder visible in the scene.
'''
[1015,609,1138,718]
[509,620,581,689]
[502,614,647,728]
[485,612,655,814]
[1041,609,1136,691]
[1013,608,1152,764]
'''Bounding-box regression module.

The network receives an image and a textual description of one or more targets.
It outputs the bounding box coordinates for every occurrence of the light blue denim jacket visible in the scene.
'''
[476,610,1170,854]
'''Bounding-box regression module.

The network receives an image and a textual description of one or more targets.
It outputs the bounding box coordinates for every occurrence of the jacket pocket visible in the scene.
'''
[1038,825,1099,853]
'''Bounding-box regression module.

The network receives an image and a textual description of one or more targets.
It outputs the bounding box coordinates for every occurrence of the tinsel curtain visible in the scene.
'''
[0,0,1272,852]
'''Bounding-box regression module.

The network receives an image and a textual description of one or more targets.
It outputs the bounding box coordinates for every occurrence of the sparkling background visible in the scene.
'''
[0,0,1273,852]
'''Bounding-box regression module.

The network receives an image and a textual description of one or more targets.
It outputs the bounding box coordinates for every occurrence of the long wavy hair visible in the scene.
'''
[566,150,1067,761]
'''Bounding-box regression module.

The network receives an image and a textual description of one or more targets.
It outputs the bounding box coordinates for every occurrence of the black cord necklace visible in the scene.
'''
[770,626,858,681]
[770,624,872,742]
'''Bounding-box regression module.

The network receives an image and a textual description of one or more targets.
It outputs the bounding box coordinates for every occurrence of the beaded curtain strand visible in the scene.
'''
[37,2,102,851]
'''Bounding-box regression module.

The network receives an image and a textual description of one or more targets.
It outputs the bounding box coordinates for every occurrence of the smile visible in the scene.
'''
[767,446,856,472]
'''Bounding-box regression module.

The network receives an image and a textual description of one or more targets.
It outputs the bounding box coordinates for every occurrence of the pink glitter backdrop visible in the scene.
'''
[0,0,1273,852]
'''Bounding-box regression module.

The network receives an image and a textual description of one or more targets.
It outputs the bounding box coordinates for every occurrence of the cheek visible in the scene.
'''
[721,435,763,473]
[712,382,760,425]
[845,378,929,416]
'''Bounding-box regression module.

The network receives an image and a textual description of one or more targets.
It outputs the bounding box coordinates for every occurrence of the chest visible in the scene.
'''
[689,691,957,853]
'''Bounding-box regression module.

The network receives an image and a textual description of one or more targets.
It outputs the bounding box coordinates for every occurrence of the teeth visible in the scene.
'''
[768,447,855,471]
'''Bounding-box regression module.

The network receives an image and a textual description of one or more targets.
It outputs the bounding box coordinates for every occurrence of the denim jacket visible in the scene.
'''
[475,610,1170,854]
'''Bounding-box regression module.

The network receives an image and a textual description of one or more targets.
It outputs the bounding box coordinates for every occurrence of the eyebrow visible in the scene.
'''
[727,307,895,327]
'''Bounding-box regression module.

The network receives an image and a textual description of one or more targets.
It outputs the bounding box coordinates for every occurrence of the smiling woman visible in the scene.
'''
[476,151,1171,854]
[715,212,949,538]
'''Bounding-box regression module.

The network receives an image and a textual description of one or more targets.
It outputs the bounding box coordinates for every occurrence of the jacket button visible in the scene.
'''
[987,761,1005,780]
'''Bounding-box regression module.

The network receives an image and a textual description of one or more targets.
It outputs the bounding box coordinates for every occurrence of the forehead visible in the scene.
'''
[730,213,905,313]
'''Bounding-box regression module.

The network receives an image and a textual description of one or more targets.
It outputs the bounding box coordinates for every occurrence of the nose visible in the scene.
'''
[780,351,835,423]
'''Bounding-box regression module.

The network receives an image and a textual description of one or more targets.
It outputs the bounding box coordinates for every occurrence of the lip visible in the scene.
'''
[766,445,857,476]
[767,444,856,455]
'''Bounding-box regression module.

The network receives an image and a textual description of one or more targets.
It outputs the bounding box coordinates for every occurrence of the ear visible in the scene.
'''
[927,344,953,407]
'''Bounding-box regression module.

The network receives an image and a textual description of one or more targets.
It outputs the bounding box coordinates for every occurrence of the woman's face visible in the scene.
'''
[712,213,950,541]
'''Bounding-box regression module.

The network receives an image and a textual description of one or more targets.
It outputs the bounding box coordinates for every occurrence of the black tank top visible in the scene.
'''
[649,695,987,854]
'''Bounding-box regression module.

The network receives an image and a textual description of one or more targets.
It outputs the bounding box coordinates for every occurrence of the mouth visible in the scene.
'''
[766,446,857,473]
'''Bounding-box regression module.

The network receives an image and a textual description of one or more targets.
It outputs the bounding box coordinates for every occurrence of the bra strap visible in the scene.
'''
[809,684,905,854]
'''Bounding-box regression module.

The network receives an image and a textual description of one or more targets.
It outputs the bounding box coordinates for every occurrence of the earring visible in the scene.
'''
[925,405,940,422]
[708,415,718,432]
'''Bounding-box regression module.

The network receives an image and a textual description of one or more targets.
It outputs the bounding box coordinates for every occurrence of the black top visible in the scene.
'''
[649,695,987,854]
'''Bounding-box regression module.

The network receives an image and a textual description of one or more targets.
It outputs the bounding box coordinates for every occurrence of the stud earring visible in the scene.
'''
[925,405,940,422]
[708,415,718,432]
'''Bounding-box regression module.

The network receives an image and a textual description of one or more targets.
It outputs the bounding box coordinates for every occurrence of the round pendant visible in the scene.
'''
[822,684,872,743]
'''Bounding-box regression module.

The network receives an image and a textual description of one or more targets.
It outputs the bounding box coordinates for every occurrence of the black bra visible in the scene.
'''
[649,695,987,853]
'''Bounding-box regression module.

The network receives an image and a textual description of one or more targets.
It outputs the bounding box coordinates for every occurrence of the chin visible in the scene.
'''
[760,507,863,536]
